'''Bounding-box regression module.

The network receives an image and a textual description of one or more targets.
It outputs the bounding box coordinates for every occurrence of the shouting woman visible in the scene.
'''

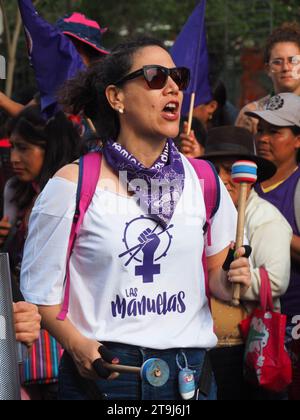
[20,38,251,401]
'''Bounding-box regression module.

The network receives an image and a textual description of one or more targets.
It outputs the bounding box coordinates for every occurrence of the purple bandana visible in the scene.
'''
[102,139,185,227]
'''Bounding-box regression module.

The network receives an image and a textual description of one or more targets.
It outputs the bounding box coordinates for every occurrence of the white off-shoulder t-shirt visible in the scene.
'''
[21,156,237,350]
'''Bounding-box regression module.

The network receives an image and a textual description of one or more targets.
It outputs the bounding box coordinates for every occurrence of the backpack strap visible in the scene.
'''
[187,158,221,306]
[295,178,300,234]
[187,158,221,245]
[57,152,102,321]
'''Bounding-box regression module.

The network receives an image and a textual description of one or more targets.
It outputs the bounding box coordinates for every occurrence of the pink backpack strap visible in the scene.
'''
[188,158,221,243]
[57,152,102,321]
[187,158,221,305]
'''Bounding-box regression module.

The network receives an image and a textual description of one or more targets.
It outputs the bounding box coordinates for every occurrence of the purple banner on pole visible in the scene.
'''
[18,0,85,119]
[171,0,212,116]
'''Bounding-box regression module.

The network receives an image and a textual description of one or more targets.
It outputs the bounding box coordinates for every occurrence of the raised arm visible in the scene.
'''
[0,91,24,117]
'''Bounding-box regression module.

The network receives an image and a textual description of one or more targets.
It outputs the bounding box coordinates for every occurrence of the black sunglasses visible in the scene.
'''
[115,65,191,91]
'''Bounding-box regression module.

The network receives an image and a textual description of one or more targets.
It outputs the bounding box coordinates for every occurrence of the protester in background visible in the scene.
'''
[194,79,238,130]
[202,126,292,400]
[176,117,207,158]
[0,90,38,216]
[236,22,300,134]
[0,106,81,274]
[0,106,81,400]
[178,78,238,159]
[0,0,109,118]
[20,37,251,401]
[246,93,300,400]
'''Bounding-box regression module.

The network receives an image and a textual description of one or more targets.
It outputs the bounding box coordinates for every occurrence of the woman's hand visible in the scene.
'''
[208,245,252,302]
[180,122,204,158]
[69,337,120,381]
[227,247,252,296]
[13,302,41,347]
[37,305,120,382]
[0,216,11,246]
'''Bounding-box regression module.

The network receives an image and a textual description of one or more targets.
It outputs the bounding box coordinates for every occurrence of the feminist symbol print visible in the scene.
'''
[119,216,174,284]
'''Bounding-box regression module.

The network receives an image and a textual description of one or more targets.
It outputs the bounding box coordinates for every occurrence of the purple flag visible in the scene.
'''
[171,0,212,116]
[18,0,85,118]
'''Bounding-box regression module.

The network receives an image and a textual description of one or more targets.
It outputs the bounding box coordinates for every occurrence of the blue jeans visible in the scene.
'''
[58,342,217,401]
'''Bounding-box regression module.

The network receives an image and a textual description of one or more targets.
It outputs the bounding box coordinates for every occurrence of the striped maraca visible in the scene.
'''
[232,161,258,184]
[94,357,170,387]
[231,161,258,306]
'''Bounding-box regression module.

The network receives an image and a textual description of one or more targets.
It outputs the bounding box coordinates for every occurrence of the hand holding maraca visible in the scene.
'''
[230,160,258,306]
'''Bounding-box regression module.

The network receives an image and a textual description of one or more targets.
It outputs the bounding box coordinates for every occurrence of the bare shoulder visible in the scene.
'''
[239,94,270,114]
[236,102,258,133]
[240,101,258,114]
[245,102,258,112]
[54,162,79,183]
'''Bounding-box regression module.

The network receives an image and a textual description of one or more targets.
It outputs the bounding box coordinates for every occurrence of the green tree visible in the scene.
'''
[79,0,196,46]
[1,0,300,100]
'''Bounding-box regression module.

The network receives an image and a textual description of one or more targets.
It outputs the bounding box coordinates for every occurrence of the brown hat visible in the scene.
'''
[201,126,276,182]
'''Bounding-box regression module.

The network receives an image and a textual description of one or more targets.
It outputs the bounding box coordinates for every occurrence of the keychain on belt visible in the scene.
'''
[176,353,196,400]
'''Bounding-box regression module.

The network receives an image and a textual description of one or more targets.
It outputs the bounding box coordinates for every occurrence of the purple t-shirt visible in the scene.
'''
[255,167,300,319]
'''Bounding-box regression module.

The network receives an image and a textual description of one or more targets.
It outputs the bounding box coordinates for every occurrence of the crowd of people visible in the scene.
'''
[0,0,299,401]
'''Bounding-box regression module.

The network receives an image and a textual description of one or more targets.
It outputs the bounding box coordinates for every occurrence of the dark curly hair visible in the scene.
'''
[59,37,167,143]
[264,22,300,64]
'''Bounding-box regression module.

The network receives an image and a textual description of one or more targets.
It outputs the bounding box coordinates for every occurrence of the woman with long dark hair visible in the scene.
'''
[1,106,81,273]
[0,106,81,399]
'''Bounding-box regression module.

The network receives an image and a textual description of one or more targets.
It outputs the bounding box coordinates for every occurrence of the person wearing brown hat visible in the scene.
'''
[246,93,300,400]
[203,126,292,400]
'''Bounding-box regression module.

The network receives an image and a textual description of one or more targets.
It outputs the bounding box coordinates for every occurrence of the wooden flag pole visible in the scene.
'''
[86,118,97,134]
[187,92,196,136]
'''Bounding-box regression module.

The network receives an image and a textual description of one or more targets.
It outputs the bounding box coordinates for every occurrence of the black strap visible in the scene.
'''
[222,245,252,271]
[74,160,82,222]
